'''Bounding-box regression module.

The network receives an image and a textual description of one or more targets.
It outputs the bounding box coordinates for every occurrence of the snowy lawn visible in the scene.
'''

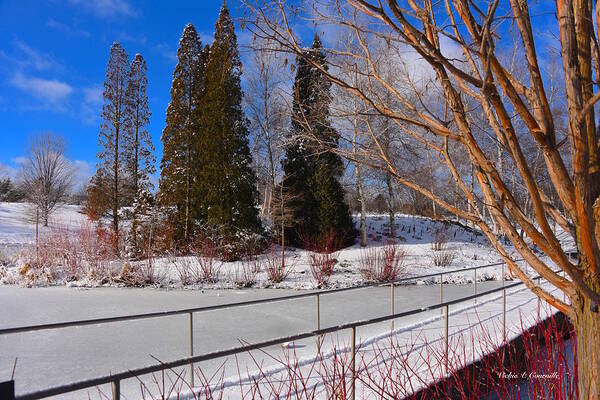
[0,201,574,290]
[0,279,562,399]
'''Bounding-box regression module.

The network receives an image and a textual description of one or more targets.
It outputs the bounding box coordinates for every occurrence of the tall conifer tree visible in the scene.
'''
[124,53,154,253]
[281,35,353,247]
[197,3,260,234]
[97,42,129,253]
[159,24,208,243]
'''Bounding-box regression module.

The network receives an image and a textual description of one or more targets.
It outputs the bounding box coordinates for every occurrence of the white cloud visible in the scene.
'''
[119,32,147,45]
[0,163,18,179]
[11,156,28,166]
[13,40,56,71]
[154,43,177,62]
[0,40,60,72]
[10,72,73,106]
[83,86,102,104]
[81,86,103,124]
[71,159,93,190]
[46,18,90,37]
[68,0,137,18]
[2,158,93,190]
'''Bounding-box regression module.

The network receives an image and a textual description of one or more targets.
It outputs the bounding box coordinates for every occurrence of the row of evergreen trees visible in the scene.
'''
[159,6,260,243]
[91,3,353,253]
[90,42,154,254]
[278,36,354,247]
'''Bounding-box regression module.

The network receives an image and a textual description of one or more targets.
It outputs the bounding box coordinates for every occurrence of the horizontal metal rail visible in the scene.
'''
[0,259,517,336]
[15,280,527,400]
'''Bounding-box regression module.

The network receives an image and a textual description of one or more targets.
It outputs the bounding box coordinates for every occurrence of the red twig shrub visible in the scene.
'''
[168,254,197,285]
[233,254,260,288]
[360,243,407,283]
[111,310,575,400]
[309,252,337,287]
[194,237,221,283]
[264,246,291,284]
[432,225,449,251]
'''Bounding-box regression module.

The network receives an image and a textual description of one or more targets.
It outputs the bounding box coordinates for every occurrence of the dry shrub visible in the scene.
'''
[432,250,456,268]
[360,243,407,283]
[168,254,197,285]
[117,260,165,287]
[264,247,292,284]
[309,252,337,287]
[300,230,345,253]
[432,225,449,251]
[76,222,115,280]
[124,311,575,400]
[194,237,221,283]
[232,261,259,288]
[16,221,119,285]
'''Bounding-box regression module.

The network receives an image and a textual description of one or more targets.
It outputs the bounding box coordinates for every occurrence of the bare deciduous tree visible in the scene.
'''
[245,37,289,219]
[21,133,74,227]
[244,1,600,397]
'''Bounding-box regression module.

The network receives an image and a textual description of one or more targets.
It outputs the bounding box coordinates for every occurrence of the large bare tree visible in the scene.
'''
[245,37,289,220]
[245,1,600,397]
[21,133,74,227]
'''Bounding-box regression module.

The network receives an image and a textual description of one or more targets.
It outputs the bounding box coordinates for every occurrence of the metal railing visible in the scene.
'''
[11,280,535,400]
[1,254,570,400]
[0,259,513,336]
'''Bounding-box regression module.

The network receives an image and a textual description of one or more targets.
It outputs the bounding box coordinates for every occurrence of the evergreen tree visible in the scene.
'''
[97,42,130,253]
[280,35,353,247]
[159,24,208,243]
[124,53,154,254]
[197,3,260,234]
[86,169,111,221]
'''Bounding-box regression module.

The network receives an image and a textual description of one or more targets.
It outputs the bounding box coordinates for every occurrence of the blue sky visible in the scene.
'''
[0,0,247,187]
[0,0,560,189]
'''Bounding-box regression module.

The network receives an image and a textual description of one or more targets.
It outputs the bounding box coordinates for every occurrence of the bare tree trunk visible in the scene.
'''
[131,110,140,256]
[386,172,395,238]
[264,73,276,219]
[113,117,120,255]
[35,206,39,266]
[575,287,600,399]
[356,165,367,247]
[280,176,285,262]
[427,149,437,219]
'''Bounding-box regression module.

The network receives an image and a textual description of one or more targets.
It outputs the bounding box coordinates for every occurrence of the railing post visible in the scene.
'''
[112,379,120,400]
[189,312,194,388]
[390,283,395,331]
[350,326,356,400]
[444,304,449,374]
[316,293,321,352]
[440,273,443,315]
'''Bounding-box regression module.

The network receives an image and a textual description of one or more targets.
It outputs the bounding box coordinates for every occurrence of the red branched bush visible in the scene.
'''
[264,246,292,284]
[194,236,221,283]
[360,243,407,283]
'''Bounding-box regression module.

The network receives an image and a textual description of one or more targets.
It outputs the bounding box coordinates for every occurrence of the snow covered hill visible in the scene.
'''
[0,201,569,289]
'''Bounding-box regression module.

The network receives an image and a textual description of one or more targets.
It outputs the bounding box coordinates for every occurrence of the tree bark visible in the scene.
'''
[356,164,367,247]
[575,292,600,400]
[386,172,395,238]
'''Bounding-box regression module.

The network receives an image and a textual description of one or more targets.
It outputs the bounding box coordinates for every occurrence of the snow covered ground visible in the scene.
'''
[0,202,87,246]
[0,279,560,399]
[0,201,573,290]
[0,202,570,398]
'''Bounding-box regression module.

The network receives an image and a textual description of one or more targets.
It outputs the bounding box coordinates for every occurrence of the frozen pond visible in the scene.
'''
[0,282,502,399]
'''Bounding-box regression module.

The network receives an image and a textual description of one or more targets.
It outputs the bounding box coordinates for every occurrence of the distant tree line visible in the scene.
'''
[86,3,353,256]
